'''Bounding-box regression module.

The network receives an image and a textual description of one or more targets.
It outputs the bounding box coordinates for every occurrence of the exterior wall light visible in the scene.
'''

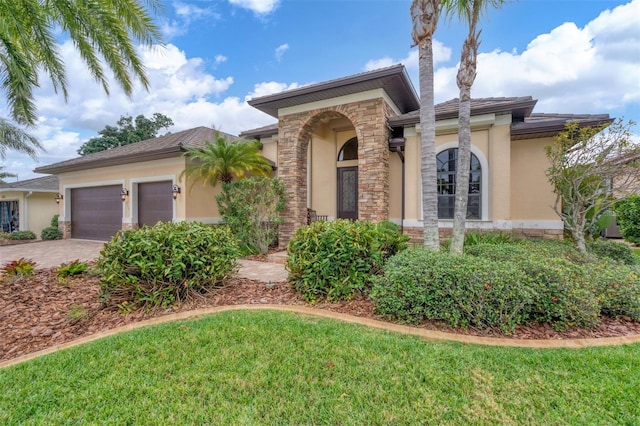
[55,193,63,204]
[172,184,181,200]
[120,187,129,202]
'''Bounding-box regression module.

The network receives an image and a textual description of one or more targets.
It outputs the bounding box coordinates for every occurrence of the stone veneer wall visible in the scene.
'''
[277,98,395,246]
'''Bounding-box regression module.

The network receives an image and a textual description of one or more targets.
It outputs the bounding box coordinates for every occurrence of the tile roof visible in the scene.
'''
[511,113,612,140]
[0,175,58,192]
[34,127,237,174]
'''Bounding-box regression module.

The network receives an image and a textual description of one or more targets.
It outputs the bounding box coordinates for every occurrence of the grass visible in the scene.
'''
[633,247,640,261]
[1,310,638,425]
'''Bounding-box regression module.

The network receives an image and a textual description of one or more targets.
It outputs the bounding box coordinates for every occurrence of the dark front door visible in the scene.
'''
[138,181,173,227]
[71,185,121,240]
[337,166,358,220]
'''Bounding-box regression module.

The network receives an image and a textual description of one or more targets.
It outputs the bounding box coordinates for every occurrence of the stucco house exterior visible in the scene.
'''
[35,64,611,244]
[0,175,59,237]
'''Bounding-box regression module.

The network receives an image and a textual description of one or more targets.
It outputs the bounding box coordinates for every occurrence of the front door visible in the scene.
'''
[337,166,358,220]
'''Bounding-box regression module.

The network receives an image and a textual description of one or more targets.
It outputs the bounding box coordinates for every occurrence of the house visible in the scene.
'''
[0,175,59,237]
[35,64,611,244]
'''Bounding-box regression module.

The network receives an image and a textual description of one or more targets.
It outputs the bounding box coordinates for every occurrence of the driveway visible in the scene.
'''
[0,240,105,269]
[0,239,288,282]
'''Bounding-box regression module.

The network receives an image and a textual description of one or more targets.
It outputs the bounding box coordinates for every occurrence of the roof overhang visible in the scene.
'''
[511,116,614,140]
[248,64,420,118]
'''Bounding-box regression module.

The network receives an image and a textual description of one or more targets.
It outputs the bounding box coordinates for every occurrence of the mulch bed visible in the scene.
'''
[2,267,640,362]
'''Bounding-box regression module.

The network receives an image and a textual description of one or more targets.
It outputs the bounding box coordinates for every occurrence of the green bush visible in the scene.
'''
[50,214,59,227]
[464,230,517,246]
[373,221,410,260]
[41,226,62,240]
[98,221,240,310]
[370,249,534,333]
[6,230,37,240]
[614,195,640,244]
[591,263,640,320]
[286,220,403,302]
[57,260,89,278]
[217,177,285,255]
[588,239,637,265]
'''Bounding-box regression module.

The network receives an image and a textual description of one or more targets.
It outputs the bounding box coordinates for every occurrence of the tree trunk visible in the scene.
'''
[420,41,440,251]
[450,28,479,255]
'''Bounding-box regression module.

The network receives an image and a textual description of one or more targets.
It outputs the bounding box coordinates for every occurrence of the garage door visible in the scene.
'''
[138,181,172,227]
[71,185,122,240]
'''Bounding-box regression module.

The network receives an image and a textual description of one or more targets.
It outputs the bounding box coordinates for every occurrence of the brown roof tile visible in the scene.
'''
[0,175,59,192]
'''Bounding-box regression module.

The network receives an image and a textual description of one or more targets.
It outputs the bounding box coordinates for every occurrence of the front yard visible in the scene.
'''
[1,309,639,424]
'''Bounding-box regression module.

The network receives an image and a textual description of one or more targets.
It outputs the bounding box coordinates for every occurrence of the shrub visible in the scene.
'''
[57,260,88,278]
[370,249,534,333]
[373,221,410,260]
[286,220,399,302]
[464,230,517,246]
[2,258,36,276]
[50,214,59,227]
[41,226,63,240]
[614,195,640,245]
[98,221,240,310]
[6,230,36,240]
[217,177,285,255]
[588,239,637,265]
[591,263,640,320]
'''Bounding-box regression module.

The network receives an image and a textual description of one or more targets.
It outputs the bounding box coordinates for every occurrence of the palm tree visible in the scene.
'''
[411,0,443,250]
[0,119,42,160]
[445,0,504,255]
[0,166,17,184]
[0,0,162,159]
[181,133,273,187]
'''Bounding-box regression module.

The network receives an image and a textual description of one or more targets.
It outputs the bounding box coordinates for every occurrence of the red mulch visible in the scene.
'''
[2,267,640,362]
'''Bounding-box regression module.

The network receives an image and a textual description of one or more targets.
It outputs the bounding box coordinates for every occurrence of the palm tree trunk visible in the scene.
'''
[411,0,441,251]
[450,15,480,255]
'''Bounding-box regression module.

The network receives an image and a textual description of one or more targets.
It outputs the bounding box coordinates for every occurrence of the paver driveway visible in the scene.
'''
[0,240,288,282]
[0,240,105,269]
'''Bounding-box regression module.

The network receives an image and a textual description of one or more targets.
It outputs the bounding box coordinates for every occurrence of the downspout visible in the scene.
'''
[24,191,33,232]
[388,137,406,234]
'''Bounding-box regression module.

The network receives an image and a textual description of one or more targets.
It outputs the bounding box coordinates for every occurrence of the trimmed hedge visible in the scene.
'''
[98,222,240,310]
[286,220,408,302]
[370,249,534,333]
[6,230,37,240]
[614,195,640,244]
[587,239,637,265]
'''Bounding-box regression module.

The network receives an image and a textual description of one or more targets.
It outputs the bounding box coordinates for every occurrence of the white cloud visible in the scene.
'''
[228,0,280,15]
[431,0,640,115]
[365,40,452,72]
[247,81,300,99]
[214,54,228,65]
[275,43,289,62]
[160,2,221,39]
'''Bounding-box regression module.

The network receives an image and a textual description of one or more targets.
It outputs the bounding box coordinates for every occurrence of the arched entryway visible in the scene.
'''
[277,98,392,246]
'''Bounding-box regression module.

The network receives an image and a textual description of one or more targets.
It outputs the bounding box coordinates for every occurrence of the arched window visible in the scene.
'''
[436,148,482,219]
[337,137,358,161]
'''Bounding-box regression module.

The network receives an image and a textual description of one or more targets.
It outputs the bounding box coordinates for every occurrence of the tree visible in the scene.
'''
[411,0,443,250]
[545,119,640,253]
[614,195,640,245]
[0,166,17,184]
[77,113,174,155]
[181,132,273,187]
[446,0,505,255]
[217,176,286,254]
[0,0,162,159]
[0,119,42,160]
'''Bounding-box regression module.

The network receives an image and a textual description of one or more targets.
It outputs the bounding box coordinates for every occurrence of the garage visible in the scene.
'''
[138,181,173,227]
[71,185,122,240]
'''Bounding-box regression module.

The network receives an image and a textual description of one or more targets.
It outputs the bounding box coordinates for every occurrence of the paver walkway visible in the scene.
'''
[0,240,287,282]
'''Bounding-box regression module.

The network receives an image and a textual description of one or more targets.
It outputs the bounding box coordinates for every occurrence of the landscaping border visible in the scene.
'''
[3,304,640,369]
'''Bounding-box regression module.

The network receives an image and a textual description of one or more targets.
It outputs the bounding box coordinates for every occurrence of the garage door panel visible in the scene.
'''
[71,185,122,241]
[138,181,172,227]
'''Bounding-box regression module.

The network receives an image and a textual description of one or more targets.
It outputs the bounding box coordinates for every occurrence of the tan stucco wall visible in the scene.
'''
[510,137,557,221]
[0,191,57,237]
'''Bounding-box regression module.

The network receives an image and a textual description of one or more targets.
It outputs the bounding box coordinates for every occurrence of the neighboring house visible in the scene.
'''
[35,65,611,244]
[0,175,59,237]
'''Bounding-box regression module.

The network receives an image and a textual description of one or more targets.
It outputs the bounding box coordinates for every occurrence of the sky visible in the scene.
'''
[2,0,639,181]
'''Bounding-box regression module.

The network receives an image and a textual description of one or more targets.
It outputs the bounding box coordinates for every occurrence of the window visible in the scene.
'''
[436,148,481,219]
[337,137,358,161]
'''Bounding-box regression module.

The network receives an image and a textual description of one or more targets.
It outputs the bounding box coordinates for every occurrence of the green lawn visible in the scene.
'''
[633,247,640,261]
[1,310,638,425]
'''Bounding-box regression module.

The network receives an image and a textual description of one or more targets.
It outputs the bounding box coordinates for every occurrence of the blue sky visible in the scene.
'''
[2,0,639,180]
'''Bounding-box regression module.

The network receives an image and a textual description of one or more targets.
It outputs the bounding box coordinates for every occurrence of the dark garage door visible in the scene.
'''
[138,181,172,227]
[71,185,122,241]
